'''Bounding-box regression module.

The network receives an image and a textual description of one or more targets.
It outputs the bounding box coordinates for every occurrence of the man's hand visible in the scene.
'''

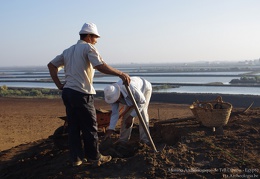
[58,83,65,90]
[119,72,131,86]
[125,116,134,129]
[104,129,114,140]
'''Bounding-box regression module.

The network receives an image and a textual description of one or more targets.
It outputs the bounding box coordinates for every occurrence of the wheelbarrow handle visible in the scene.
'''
[124,84,158,152]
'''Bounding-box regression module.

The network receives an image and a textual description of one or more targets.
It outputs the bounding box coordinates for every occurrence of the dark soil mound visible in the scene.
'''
[1,108,260,178]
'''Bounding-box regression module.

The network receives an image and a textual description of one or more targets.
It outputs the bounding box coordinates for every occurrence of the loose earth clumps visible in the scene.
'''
[0,98,259,178]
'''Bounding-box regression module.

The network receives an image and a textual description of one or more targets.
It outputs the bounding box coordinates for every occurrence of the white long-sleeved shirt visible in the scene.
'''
[108,77,151,130]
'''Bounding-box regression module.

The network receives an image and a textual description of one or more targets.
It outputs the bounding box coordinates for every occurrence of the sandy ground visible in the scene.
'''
[0,96,259,178]
[0,97,191,152]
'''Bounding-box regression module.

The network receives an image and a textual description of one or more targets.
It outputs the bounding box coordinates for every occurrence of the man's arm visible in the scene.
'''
[47,62,64,90]
[95,63,131,85]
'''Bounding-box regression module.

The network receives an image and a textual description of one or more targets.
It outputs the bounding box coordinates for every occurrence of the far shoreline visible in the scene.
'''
[96,91,259,108]
[1,87,259,108]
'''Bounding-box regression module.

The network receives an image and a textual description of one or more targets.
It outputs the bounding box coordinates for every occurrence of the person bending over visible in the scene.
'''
[104,76,152,144]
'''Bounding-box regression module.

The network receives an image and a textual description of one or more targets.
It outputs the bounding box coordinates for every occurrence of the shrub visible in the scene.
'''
[41,88,50,95]
[0,86,60,98]
[20,90,30,96]
[1,85,8,91]
[30,89,43,96]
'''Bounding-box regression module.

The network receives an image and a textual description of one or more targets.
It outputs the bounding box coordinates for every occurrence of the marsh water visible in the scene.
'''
[0,66,259,96]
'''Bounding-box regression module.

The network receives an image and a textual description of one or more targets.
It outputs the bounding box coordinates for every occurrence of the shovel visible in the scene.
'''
[124,84,158,152]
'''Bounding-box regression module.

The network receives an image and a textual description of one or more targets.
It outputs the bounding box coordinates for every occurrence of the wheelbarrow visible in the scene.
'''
[51,108,123,150]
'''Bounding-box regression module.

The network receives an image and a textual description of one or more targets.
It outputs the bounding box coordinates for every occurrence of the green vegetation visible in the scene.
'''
[153,84,178,91]
[241,76,260,82]
[153,84,172,91]
[0,85,61,98]
[230,75,260,84]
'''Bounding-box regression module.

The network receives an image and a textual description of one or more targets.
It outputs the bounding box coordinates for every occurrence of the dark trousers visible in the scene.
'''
[62,88,100,162]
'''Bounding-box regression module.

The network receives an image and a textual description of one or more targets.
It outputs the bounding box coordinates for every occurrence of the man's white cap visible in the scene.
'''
[104,83,120,104]
[79,22,100,37]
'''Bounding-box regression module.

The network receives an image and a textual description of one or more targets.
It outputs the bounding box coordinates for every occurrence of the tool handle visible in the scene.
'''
[124,84,158,152]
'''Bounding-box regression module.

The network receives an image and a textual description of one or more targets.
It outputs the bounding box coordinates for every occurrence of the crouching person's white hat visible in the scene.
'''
[104,83,121,104]
[79,22,100,37]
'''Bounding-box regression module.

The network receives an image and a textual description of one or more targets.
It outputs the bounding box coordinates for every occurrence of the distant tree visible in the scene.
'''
[1,85,8,91]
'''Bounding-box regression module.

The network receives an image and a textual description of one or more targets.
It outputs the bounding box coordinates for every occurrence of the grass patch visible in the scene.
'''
[0,85,61,98]
[153,84,176,91]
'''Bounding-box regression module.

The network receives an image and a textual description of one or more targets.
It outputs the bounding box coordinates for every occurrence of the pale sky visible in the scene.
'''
[0,0,260,67]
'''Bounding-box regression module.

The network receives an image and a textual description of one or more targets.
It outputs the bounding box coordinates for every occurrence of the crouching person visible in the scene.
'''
[104,77,152,144]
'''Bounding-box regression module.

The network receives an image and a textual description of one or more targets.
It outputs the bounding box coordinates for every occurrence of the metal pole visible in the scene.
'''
[124,84,158,152]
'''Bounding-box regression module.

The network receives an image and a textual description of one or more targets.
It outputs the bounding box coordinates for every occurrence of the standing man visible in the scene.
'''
[47,22,130,167]
[103,77,152,144]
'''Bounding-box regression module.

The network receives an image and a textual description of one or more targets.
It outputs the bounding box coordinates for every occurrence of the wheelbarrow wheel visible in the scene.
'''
[52,126,69,150]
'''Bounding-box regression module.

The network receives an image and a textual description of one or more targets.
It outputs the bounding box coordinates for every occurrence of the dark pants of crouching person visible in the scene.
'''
[62,88,100,162]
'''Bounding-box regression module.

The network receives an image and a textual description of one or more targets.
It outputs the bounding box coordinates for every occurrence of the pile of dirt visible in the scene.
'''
[0,107,259,178]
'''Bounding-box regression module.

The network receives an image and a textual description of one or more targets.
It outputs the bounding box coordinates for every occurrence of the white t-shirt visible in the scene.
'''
[50,40,104,94]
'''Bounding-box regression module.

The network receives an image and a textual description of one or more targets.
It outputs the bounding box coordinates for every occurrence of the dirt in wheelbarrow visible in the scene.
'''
[0,97,260,178]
